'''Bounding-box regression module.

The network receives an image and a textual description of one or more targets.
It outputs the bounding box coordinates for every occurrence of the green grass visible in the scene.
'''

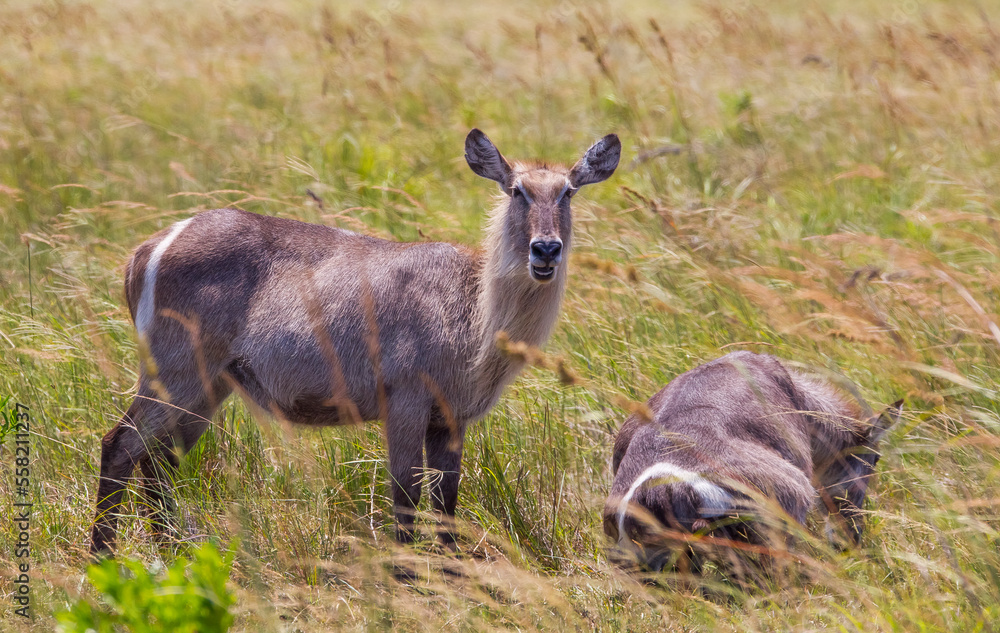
[3,0,1000,630]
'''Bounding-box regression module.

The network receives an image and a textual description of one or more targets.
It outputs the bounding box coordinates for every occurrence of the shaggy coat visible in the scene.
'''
[604,351,898,571]
[90,129,620,555]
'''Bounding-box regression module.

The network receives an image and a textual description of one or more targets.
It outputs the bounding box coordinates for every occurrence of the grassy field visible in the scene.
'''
[2,0,1000,629]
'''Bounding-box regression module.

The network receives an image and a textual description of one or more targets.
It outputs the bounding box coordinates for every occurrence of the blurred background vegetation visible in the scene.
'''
[2,0,1000,630]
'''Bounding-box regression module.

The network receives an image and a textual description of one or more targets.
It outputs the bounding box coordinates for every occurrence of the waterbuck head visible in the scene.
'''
[816,400,902,544]
[465,129,621,283]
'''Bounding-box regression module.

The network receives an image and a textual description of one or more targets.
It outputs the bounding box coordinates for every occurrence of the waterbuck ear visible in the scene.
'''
[569,134,621,189]
[465,129,512,190]
[867,399,903,445]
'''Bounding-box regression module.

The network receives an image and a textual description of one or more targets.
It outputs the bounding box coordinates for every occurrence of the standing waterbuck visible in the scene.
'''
[90,129,621,555]
[604,351,899,575]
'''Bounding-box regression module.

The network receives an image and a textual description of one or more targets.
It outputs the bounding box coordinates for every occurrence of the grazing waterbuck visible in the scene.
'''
[604,351,899,574]
[90,129,621,555]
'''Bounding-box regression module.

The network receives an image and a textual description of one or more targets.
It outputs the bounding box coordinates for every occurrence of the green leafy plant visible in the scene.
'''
[57,543,235,633]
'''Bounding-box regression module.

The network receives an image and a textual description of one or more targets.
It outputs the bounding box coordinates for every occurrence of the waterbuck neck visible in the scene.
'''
[471,196,569,397]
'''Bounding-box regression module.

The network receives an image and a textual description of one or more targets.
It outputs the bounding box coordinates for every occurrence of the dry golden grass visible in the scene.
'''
[2,0,1000,630]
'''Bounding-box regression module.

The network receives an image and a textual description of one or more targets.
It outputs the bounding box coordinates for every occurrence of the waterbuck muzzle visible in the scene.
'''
[529,237,562,281]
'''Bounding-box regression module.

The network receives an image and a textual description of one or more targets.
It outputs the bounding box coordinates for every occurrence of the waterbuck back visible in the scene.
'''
[90,129,620,557]
[604,351,899,574]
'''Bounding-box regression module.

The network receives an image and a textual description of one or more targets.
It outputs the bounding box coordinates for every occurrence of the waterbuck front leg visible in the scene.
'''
[385,392,433,544]
[425,422,466,548]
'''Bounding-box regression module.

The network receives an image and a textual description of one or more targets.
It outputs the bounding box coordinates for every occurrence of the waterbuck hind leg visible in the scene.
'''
[425,423,466,548]
[90,375,227,557]
[90,401,149,558]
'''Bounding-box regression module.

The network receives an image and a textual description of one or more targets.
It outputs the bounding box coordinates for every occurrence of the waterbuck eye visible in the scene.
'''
[511,185,532,204]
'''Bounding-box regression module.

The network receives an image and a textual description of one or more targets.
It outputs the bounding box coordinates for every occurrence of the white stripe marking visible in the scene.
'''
[135,217,194,334]
[616,461,733,546]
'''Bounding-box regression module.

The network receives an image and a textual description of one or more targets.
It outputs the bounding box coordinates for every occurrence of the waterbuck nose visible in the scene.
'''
[530,239,562,264]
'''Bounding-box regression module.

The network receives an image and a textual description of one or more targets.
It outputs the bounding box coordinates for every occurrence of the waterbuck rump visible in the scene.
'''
[604,351,900,576]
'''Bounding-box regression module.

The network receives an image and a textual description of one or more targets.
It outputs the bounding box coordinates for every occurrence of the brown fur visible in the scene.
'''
[90,129,620,555]
[604,351,899,574]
